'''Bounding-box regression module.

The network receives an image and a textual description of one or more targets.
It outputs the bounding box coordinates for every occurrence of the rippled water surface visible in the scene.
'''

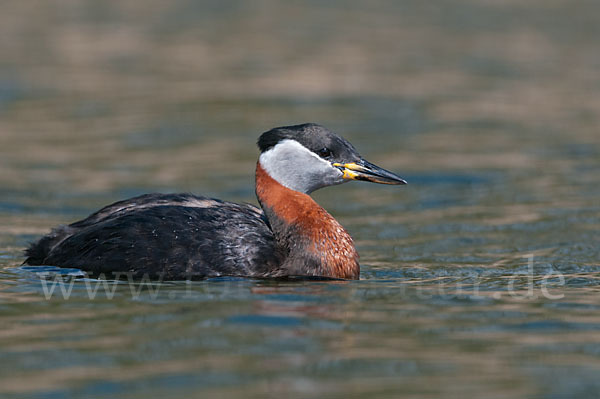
[1,1,599,398]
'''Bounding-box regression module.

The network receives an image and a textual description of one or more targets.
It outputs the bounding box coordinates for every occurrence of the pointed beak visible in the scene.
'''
[333,160,407,185]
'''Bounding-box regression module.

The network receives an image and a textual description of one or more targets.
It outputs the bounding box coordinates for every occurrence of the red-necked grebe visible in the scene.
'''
[24,123,406,280]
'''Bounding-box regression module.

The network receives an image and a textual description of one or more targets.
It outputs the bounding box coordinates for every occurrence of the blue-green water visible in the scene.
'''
[1,1,599,398]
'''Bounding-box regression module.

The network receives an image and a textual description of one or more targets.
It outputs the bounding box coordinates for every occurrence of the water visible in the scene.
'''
[1,1,599,398]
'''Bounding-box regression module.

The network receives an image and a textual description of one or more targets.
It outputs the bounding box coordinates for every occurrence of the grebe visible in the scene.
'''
[24,123,406,280]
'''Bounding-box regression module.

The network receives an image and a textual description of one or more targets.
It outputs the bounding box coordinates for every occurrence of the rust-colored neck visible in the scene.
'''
[255,162,359,279]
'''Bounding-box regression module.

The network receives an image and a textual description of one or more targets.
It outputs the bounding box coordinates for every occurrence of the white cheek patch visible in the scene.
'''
[259,139,344,194]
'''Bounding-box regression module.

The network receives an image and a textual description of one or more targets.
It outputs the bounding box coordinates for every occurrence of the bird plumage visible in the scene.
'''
[24,123,406,280]
[25,193,283,279]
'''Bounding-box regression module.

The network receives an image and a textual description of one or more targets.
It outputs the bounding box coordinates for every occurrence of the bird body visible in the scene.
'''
[24,124,406,280]
[255,162,359,279]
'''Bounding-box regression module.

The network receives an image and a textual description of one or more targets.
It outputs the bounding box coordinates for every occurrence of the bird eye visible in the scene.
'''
[317,147,332,158]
